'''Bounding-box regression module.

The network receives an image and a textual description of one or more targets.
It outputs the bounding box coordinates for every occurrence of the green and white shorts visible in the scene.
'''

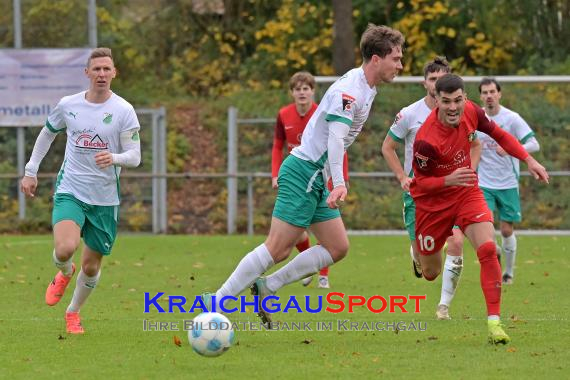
[481,187,522,223]
[52,193,119,255]
[272,155,340,228]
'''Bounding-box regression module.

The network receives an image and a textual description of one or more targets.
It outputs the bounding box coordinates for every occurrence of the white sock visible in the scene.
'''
[439,254,463,306]
[67,269,101,313]
[215,244,274,299]
[488,315,500,321]
[502,234,517,277]
[53,250,73,276]
[265,245,334,293]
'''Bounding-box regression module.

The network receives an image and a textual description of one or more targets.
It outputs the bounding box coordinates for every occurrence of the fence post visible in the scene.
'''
[247,175,253,236]
[152,112,159,233]
[17,127,26,219]
[158,107,167,233]
[227,107,238,234]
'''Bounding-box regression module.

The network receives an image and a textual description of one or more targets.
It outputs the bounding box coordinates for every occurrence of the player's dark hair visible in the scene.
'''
[289,71,315,90]
[478,77,501,93]
[435,74,464,94]
[360,24,405,62]
[423,56,451,78]
[87,47,113,67]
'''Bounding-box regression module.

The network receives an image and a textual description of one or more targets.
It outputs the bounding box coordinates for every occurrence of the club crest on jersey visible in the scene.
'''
[103,113,113,124]
[415,152,429,169]
[468,132,476,142]
[342,93,355,111]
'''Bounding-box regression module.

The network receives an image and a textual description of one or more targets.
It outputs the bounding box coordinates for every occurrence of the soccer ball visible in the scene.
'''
[188,312,235,357]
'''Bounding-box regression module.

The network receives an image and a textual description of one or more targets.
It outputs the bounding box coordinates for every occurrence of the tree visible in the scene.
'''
[332,0,355,75]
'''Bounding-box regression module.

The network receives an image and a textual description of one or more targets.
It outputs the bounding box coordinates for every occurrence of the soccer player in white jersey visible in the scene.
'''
[202,24,404,324]
[478,77,540,285]
[20,48,141,334]
[381,57,480,320]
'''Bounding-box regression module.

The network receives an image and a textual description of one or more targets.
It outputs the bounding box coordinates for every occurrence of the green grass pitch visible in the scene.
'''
[1,235,568,379]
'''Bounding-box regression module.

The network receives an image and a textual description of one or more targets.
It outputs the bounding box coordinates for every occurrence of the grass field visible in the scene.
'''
[1,234,568,379]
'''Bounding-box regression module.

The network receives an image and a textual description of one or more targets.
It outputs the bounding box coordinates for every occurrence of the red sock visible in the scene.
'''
[296,236,310,253]
[319,266,329,276]
[477,241,502,316]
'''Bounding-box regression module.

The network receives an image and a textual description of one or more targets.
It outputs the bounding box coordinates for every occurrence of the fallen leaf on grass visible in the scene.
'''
[173,336,182,347]
[58,335,66,340]
[506,347,517,353]
[301,339,313,344]
[428,336,438,341]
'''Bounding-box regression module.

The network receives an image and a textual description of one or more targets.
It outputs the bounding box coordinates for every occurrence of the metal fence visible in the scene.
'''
[2,107,168,233]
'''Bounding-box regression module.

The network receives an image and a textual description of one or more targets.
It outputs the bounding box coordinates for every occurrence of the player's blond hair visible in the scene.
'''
[87,47,114,67]
[360,24,405,63]
[289,72,315,91]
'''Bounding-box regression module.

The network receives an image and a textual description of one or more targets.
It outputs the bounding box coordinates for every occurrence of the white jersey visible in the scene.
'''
[388,98,432,177]
[46,91,140,205]
[291,67,377,169]
[477,106,535,189]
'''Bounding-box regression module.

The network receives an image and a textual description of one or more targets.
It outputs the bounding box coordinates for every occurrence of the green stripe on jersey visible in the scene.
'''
[388,130,404,143]
[45,121,66,133]
[325,114,352,126]
[520,131,535,144]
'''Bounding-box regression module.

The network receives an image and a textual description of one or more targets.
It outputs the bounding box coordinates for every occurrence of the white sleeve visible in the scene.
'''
[24,127,58,177]
[388,108,409,142]
[111,129,141,167]
[522,136,540,153]
[328,121,349,188]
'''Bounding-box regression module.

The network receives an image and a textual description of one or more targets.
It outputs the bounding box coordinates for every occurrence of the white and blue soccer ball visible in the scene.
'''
[188,312,235,357]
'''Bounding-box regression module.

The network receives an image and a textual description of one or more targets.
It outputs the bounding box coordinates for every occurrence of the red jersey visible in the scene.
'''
[410,100,528,211]
[271,102,349,182]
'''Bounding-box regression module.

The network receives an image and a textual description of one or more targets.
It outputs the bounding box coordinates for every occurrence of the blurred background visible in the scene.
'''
[0,0,568,234]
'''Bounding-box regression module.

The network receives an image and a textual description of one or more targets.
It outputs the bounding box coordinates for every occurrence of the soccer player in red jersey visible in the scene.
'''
[410,74,549,344]
[271,72,349,288]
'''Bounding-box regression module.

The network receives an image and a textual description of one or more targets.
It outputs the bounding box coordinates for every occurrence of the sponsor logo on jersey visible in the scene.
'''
[103,113,113,124]
[342,93,355,111]
[393,112,403,124]
[75,133,109,150]
[68,111,78,119]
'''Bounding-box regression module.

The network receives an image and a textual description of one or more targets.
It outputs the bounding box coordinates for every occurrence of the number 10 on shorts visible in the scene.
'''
[418,234,435,252]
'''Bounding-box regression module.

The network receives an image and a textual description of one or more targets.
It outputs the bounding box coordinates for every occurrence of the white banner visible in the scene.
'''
[0,48,91,126]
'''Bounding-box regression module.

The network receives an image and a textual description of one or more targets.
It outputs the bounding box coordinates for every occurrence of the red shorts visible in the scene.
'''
[414,189,493,255]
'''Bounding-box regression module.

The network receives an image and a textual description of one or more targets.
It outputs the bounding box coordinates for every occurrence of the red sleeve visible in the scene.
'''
[475,106,529,161]
[411,139,446,191]
[342,152,349,181]
[271,113,286,177]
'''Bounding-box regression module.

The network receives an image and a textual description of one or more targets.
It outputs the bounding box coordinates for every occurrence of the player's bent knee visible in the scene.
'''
[423,268,440,281]
[81,263,100,277]
[54,241,79,260]
[476,241,496,261]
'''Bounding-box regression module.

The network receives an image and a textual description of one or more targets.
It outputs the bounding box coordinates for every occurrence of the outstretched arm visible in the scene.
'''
[476,107,548,183]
